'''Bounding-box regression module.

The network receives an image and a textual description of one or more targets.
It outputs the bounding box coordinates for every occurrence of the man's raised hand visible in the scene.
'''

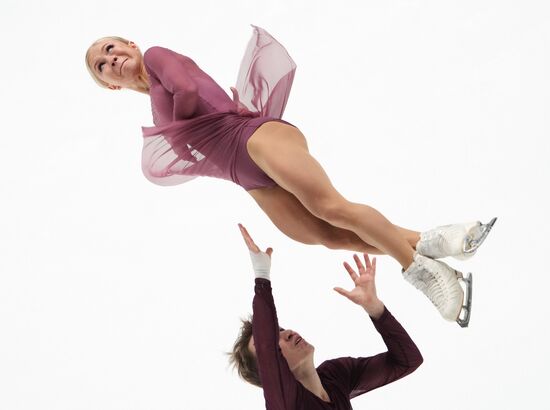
[334,253,384,318]
[238,223,272,280]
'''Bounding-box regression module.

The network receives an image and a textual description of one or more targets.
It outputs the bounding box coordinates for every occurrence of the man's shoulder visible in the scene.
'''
[317,357,355,377]
[316,358,357,402]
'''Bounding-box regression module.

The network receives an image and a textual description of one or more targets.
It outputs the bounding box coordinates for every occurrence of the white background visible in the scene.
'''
[1,0,549,409]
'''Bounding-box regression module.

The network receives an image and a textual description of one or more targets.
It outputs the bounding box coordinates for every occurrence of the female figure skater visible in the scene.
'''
[85,26,496,326]
[230,224,423,409]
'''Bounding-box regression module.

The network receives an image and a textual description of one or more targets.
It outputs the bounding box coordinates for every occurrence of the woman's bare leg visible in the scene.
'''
[395,226,421,250]
[247,122,417,269]
[248,185,420,253]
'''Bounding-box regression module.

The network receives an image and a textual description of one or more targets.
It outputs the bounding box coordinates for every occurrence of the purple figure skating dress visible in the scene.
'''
[141,26,296,191]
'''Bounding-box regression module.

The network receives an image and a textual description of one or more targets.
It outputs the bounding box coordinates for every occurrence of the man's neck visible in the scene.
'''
[293,366,331,403]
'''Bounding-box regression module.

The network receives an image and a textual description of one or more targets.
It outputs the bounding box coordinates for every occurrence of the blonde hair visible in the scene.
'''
[85,36,148,91]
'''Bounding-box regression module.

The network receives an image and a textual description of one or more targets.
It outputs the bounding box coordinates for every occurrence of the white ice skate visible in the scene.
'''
[416,217,497,260]
[402,253,472,327]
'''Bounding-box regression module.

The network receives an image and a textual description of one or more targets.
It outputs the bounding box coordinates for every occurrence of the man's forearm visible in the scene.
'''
[362,298,385,320]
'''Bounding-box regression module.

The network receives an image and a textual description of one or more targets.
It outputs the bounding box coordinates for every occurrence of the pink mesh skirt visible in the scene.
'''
[141,26,297,190]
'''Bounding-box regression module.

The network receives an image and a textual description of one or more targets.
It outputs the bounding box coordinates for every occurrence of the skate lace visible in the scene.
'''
[406,261,450,310]
[417,272,446,308]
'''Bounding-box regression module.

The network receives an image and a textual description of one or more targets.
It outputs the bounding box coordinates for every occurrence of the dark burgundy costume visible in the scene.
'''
[252,278,423,409]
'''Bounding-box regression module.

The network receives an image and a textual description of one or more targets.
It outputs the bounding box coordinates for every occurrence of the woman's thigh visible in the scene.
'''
[247,185,381,253]
[247,122,420,249]
[247,122,347,217]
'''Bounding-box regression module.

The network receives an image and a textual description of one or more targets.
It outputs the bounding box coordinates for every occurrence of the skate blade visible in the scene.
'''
[456,272,473,328]
[463,217,498,255]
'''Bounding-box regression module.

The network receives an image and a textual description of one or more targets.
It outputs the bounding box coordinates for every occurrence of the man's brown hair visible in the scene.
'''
[228,317,262,387]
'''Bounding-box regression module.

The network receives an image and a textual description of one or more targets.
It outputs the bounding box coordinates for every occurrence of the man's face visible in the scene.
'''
[248,327,314,371]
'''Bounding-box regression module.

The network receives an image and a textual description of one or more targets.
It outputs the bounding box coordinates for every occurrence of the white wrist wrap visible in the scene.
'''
[249,250,271,280]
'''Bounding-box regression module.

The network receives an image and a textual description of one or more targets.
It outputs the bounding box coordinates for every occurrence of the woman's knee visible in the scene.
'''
[310,197,355,226]
[317,224,380,252]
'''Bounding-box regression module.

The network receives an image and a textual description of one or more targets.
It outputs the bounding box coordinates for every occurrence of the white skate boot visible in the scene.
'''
[402,253,473,327]
[416,217,497,260]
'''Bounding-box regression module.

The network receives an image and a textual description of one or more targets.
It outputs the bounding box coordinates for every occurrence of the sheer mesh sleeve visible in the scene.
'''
[144,46,198,120]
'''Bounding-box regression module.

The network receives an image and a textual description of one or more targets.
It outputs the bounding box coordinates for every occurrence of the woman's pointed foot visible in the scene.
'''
[402,253,471,326]
[416,217,497,260]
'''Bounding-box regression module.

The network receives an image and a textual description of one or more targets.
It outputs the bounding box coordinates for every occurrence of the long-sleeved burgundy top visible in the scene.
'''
[252,278,423,410]
[140,26,296,190]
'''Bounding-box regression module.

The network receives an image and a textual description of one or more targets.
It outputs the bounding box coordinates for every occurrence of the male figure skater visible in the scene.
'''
[229,224,423,409]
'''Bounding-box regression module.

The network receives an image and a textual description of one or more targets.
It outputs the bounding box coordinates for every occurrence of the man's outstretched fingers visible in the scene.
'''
[238,223,260,252]
[334,287,352,300]
[238,224,249,246]
[353,254,365,272]
[362,253,372,270]
[343,262,359,282]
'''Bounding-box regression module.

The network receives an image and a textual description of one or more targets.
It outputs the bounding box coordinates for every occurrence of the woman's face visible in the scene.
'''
[87,39,144,89]
[248,328,314,372]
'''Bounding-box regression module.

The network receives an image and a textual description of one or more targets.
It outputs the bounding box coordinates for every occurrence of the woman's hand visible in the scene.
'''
[230,87,259,117]
[334,254,385,318]
[238,223,273,280]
